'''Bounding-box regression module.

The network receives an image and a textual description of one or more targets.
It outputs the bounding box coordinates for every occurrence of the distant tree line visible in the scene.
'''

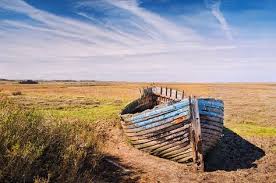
[19,80,39,84]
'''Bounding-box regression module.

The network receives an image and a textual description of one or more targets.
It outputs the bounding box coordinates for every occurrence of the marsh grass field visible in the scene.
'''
[0,81,275,182]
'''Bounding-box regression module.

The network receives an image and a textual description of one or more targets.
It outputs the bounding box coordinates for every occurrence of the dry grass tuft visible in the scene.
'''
[0,97,105,182]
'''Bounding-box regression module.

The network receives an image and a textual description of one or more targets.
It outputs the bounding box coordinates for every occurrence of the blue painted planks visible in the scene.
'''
[198,98,224,154]
[129,106,190,127]
[126,99,190,122]
[131,105,190,125]
[124,113,188,131]
[198,99,224,109]
[199,110,224,118]
[131,111,190,129]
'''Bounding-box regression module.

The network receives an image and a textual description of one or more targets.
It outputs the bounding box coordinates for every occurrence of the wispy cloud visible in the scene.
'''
[0,0,275,82]
[205,0,233,41]
[0,0,208,58]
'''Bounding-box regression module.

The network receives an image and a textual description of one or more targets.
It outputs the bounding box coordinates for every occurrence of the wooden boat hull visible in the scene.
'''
[121,99,195,164]
[198,98,224,154]
[120,87,224,169]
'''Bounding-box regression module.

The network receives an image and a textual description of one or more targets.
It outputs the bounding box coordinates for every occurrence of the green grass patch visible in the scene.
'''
[41,104,123,122]
[227,123,276,137]
[272,145,276,153]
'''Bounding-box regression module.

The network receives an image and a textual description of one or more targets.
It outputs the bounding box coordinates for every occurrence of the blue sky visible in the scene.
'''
[0,0,275,82]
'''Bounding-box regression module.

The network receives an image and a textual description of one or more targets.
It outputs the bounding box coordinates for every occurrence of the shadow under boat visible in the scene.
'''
[204,127,265,171]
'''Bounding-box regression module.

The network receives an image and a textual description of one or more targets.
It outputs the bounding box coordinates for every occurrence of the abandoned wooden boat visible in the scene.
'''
[120,87,224,170]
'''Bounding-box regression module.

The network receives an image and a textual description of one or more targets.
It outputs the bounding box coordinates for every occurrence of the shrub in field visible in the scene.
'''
[0,97,103,182]
[11,91,22,96]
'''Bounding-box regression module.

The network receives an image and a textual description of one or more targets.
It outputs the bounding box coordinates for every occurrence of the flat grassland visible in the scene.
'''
[0,81,276,182]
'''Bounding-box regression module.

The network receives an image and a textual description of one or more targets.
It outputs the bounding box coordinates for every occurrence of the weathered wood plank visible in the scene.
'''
[126,122,185,140]
[200,119,223,129]
[152,141,190,155]
[201,128,223,137]
[164,148,192,160]
[198,99,224,108]
[123,99,190,122]
[124,121,185,137]
[199,110,224,118]
[123,114,190,133]
[123,112,189,130]
[170,150,193,161]
[176,156,193,163]
[130,126,190,145]
[123,106,176,124]
[128,123,190,142]
[145,136,190,154]
[189,97,204,171]
[124,107,190,129]
[200,115,223,123]
[155,143,191,157]
[199,106,224,114]
[151,139,189,156]
[134,132,190,150]
[201,123,223,133]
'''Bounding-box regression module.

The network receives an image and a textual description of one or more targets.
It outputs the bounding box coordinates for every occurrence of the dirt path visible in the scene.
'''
[100,127,276,183]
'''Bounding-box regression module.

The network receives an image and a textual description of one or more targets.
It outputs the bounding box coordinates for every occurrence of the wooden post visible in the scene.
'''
[182,90,184,99]
[139,88,142,97]
[189,96,204,171]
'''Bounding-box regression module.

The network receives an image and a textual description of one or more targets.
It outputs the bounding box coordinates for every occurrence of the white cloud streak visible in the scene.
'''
[205,0,233,41]
[0,0,208,57]
[0,0,213,62]
[0,0,274,82]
